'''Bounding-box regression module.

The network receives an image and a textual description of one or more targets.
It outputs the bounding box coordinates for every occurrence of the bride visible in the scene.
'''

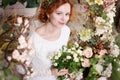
[25,0,74,80]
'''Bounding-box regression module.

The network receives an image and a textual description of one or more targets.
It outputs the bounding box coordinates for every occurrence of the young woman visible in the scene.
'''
[26,0,74,80]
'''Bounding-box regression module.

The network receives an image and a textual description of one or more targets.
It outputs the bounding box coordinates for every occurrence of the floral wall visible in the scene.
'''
[0,0,120,80]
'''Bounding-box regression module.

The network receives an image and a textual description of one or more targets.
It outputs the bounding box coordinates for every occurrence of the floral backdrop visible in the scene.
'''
[0,0,120,80]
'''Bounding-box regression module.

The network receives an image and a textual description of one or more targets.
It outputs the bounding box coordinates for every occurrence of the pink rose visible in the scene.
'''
[98,49,107,58]
[82,58,91,67]
[82,47,93,58]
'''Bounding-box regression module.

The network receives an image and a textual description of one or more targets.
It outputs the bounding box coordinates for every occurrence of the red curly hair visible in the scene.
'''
[37,0,74,23]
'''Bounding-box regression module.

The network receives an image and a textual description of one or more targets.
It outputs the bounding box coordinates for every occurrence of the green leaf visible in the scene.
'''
[2,0,9,8]
[0,42,9,50]
[26,0,39,8]
[2,23,10,31]
[2,0,17,8]
[9,0,17,5]
[18,0,26,4]
[111,61,120,80]
[12,76,20,80]
[4,68,11,77]
[115,33,120,47]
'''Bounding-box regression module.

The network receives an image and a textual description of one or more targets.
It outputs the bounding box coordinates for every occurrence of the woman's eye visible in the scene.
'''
[66,13,70,16]
[56,13,61,15]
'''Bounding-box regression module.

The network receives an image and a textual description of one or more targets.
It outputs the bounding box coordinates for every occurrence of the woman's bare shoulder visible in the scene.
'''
[35,24,45,33]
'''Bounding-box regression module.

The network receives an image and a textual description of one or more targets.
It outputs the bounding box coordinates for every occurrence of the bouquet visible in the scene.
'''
[50,0,120,80]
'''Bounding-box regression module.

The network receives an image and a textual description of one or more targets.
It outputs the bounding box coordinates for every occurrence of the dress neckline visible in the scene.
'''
[34,28,63,43]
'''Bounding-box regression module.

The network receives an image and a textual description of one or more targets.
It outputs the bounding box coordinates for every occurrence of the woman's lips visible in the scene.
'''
[59,22,65,25]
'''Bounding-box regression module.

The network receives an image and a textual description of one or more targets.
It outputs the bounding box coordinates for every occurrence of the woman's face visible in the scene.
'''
[49,3,71,28]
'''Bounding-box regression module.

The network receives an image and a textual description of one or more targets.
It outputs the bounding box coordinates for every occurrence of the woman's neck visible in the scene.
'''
[36,22,62,41]
[44,22,61,34]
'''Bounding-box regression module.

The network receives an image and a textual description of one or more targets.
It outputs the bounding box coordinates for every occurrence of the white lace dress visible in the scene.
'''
[26,25,70,80]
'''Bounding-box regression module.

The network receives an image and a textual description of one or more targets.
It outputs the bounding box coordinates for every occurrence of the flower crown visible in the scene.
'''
[42,0,55,9]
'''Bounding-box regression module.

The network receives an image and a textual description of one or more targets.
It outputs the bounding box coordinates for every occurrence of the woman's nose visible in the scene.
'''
[61,15,65,21]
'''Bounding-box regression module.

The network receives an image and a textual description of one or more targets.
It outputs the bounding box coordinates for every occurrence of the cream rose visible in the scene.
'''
[82,47,93,58]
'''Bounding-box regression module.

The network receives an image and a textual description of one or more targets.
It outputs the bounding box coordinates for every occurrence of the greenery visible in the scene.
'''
[0,0,41,8]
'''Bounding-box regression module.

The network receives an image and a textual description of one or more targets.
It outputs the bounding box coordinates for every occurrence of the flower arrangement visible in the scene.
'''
[50,0,120,80]
[0,15,32,79]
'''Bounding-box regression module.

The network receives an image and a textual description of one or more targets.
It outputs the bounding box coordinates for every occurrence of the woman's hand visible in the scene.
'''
[51,68,68,76]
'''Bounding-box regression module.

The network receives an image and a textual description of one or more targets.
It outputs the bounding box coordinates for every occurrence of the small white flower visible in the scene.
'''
[117,68,120,71]
[74,57,79,62]
[53,63,58,66]
[67,49,72,53]
[55,56,59,60]
[71,47,76,50]
[14,16,23,26]
[75,42,79,48]
[73,53,78,58]
[7,56,12,61]
[57,52,61,58]
[77,49,83,56]
[66,56,72,59]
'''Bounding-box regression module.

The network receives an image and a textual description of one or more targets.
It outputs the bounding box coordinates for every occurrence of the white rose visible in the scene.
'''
[95,64,103,75]
[110,43,120,57]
